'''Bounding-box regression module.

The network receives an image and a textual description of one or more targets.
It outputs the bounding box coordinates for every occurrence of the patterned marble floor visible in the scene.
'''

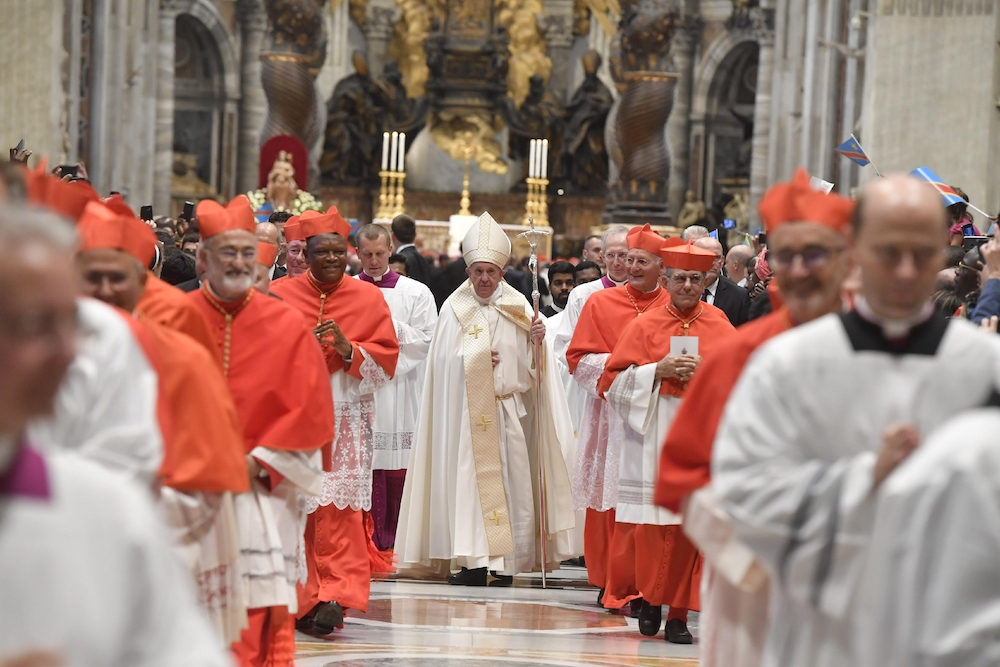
[295,567,699,667]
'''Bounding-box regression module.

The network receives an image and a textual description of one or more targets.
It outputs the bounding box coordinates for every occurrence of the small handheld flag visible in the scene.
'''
[709,229,719,240]
[911,166,994,219]
[836,135,881,176]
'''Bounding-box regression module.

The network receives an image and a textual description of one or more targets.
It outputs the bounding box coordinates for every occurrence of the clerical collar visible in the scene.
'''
[840,303,949,356]
[601,275,626,289]
[203,283,254,315]
[473,281,503,306]
[855,296,934,340]
[550,302,564,313]
[0,437,50,500]
[396,243,415,252]
[359,268,400,289]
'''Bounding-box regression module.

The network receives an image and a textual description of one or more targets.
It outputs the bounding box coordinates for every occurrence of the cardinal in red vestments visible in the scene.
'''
[271,208,399,636]
[564,224,670,601]
[188,196,336,667]
[655,169,855,667]
[598,239,735,643]
[137,271,218,356]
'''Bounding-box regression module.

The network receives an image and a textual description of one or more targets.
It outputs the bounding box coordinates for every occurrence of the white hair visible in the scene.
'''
[602,225,629,252]
[0,205,78,251]
[680,225,709,241]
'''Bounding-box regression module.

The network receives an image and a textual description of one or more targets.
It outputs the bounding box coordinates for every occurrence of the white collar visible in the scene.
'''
[396,243,416,252]
[550,302,564,313]
[363,269,387,282]
[855,296,935,340]
[473,282,503,306]
[707,277,720,294]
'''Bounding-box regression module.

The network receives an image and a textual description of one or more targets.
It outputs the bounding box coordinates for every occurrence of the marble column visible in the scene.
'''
[236,0,268,193]
[748,6,775,232]
[666,17,700,221]
[365,2,396,81]
[154,0,182,217]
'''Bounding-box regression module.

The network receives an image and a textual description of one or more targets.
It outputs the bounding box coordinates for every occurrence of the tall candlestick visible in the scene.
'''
[528,139,537,179]
[381,132,390,171]
[390,132,399,173]
[397,133,406,172]
[540,139,548,179]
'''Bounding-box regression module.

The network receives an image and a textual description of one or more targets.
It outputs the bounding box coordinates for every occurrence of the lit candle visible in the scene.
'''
[398,133,406,172]
[540,139,548,179]
[528,139,537,179]
[390,132,399,173]
[381,132,390,171]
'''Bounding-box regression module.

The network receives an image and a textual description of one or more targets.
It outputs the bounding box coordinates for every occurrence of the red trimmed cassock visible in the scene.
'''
[598,240,735,637]
[564,224,668,598]
[270,209,399,622]
[188,196,336,667]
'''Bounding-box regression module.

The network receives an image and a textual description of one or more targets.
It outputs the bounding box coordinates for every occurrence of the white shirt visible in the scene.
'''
[704,277,720,305]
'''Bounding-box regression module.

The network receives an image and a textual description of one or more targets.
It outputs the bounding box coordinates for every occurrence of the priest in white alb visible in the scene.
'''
[354,223,438,551]
[396,211,576,585]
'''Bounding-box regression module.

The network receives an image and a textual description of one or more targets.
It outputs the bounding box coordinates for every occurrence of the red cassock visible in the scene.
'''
[598,301,734,613]
[125,315,249,493]
[270,273,399,614]
[137,273,219,359]
[656,307,793,512]
[565,284,669,590]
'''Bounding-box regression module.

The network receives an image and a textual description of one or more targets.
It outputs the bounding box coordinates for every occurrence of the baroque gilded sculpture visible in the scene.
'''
[557,50,613,193]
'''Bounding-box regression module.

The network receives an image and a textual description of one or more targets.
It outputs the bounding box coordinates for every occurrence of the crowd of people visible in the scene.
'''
[1,150,999,667]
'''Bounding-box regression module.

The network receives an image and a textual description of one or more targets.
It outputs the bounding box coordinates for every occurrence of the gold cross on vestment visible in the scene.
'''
[486,510,504,526]
[476,415,493,431]
[468,324,484,339]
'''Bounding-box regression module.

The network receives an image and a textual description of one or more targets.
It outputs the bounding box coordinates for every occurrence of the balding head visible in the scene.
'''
[853,174,949,320]
[681,225,709,242]
[725,245,754,284]
[256,222,280,245]
[694,237,725,284]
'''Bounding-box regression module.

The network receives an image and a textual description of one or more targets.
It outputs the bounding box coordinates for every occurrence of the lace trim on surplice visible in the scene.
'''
[305,398,376,513]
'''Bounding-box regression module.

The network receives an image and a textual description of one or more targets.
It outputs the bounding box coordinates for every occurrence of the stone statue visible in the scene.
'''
[320,52,381,185]
[677,190,707,229]
[247,151,322,220]
[558,50,613,192]
[498,74,562,173]
[373,62,430,135]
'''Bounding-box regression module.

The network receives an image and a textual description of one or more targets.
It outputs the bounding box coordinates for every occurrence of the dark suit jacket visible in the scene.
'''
[176,278,201,293]
[541,304,561,318]
[397,245,432,286]
[432,258,468,310]
[712,275,752,327]
[271,264,287,280]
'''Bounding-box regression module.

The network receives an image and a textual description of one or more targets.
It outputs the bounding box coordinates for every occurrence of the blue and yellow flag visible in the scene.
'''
[835,135,871,167]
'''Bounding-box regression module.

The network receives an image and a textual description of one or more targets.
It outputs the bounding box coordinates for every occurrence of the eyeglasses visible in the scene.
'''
[768,246,844,271]
[667,274,705,287]
[215,247,257,262]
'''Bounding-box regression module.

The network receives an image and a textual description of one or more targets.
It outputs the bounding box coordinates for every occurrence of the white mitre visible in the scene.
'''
[462,211,511,268]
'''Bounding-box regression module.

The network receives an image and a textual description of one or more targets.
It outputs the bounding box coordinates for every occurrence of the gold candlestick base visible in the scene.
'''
[523,177,549,226]
[458,157,472,216]
[377,171,391,219]
[393,172,406,217]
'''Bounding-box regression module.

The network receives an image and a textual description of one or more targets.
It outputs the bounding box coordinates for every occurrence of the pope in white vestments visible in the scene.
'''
[714,306,1000,667]
[27,297,162,485]
[861,404,1000,667]
[396,211,576,582]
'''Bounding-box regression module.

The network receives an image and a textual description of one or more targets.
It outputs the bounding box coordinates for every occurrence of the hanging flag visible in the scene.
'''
[909,167,966,207]
[835,135,872,167]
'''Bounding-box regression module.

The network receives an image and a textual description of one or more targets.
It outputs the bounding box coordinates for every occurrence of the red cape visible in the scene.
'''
[128,316,249,493]
[655,307,793,511]
[598,302,735,399]
[270,273,399,378]
[188,287,335,455]
[137,273,218,360]
[566,284,667,375]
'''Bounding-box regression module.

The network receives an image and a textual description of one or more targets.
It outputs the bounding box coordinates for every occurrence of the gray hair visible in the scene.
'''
[356,223,392,248]
[0,205,78,252]
[602,225,629,252]
[680,225,709,241]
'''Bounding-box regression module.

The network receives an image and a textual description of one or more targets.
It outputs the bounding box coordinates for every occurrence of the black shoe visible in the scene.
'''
[638,601,662,637]
[562,556,586,567]
[487,572,513,587]
[311,601,345,636]
[665,618,693,644]
[597,588,606,606]
[629,598,644,619]
[448,566,488,586]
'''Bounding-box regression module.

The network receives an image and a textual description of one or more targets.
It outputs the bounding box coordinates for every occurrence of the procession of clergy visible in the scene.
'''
[3,159,1000,667]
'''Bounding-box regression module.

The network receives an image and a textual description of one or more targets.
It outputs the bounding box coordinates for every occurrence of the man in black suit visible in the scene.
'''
[256,222,287,280]
[541,260,575,317]
[391,214,432,286]
[694,237,751,326]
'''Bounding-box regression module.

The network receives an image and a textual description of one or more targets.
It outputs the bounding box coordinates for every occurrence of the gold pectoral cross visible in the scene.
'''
[486,509,504,526]
[468,324,484,339]
[476,415,493,431]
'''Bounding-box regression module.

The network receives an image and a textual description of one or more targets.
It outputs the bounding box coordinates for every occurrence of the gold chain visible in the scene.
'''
[201,286,255,377]
[664,303,705,333]
[625,284,663,316]
[307,272,345,325]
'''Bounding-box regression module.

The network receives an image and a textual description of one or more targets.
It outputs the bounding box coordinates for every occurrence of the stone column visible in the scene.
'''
[666,17,700,221]
[236,0,268,193]
[154,0,183,217]
[541,0,576,102]
[748,6,775,232]
[365,2,396,81]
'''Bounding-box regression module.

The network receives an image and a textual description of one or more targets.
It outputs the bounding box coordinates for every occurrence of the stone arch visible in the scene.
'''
[173,0,241,101]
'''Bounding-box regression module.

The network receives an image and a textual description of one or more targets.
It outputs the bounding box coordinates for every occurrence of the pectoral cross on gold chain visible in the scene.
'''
[476,415,493,431]
[468,324,484,339]
[486,510,504,525]
[665,303,705,333]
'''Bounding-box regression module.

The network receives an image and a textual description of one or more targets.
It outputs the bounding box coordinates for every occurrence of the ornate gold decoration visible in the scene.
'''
[430,110,509,175]
[573,0,591,35]
[458,132,476,215]
[171,152,218,198]
[389,0,443,97]
[497,0,552,107]
[247,151,323,216]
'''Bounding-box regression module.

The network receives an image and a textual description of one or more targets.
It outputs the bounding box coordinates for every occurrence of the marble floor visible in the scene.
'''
[295,566,699,667]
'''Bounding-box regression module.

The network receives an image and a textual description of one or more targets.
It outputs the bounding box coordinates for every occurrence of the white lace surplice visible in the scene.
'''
[570,352,623,511]
[309,348,390,512]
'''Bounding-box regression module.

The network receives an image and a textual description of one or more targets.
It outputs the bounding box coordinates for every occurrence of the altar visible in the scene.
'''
[373,215,553,261]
